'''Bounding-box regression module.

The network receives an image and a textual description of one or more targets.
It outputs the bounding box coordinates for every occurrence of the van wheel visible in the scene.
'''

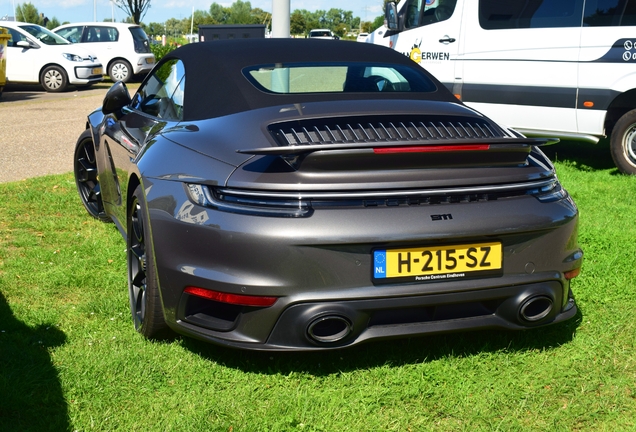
[109,60,132,83]
[610,109,636,175]
[41,65,68,92]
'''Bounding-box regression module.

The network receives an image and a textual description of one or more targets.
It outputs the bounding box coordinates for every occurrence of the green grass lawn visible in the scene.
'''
[0,139,635,431]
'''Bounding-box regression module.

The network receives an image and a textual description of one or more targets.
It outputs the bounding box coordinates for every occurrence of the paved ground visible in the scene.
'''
[0,82,129,183]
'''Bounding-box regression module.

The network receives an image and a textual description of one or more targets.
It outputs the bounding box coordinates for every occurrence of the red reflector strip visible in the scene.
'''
[184,286,278,307]
[564,268,581,280]
[373,144,490,154]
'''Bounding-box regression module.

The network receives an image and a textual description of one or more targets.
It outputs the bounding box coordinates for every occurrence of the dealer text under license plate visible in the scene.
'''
[373,242,502,283]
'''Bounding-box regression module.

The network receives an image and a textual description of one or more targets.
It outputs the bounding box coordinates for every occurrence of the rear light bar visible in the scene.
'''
[373,144,490,154]
[184,286,278,307]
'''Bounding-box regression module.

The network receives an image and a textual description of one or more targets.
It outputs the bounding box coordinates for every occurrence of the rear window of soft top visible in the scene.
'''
[243,62,437,94]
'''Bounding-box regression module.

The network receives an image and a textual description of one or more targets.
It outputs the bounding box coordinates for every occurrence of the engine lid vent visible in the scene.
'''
[269,115,506,147]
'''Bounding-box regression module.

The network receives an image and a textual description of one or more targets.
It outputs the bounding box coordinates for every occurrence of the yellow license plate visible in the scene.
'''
[93,67,102,75]
[373,242,502,282]
[147,58,155,64]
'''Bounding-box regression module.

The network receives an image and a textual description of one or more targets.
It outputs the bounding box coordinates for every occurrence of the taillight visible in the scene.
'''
[564,268,581,280]
[184,286,278,307]
[373,144,490,154]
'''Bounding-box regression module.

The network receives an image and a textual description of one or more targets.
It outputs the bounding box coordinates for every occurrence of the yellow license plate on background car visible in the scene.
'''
[92,67,102,75]
[373,242,502,283]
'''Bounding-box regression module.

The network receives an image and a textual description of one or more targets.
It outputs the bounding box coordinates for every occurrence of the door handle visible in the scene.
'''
[439,36,456,44]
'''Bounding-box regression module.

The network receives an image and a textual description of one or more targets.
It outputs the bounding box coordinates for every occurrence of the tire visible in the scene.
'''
[73,130,110,222]
[40,65,68,92]
[610,109,636,175]
[109,60,133,83]
[128,186,169,339]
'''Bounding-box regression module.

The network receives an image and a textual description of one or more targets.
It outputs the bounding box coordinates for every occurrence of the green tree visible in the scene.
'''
[361,21,375,33]
[46,17,60,30]
[290,10,306,35]
[298,9,321,31]
[15,2,41,24]
[164,17,182,39]
[228,0,252,24]
[144,21,165,37]
[209,3,229,24]
[251,8,270,26]
[372,15,385,30]
[192,9,214,27]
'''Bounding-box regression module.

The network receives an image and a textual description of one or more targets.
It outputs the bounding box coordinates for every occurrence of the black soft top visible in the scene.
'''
[162,38,455,121]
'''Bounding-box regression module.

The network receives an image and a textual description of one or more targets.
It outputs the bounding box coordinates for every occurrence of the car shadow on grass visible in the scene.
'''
[541,138,619,173]
[180,307,583,376]
[0,291,69,431]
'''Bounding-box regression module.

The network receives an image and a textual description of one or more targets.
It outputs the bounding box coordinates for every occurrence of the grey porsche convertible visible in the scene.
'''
[73,38,582,350]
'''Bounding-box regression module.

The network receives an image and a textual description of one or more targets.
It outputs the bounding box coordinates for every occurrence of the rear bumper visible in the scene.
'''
[144,176,581,351]
[173,281,577,351]
[131,55,155,75]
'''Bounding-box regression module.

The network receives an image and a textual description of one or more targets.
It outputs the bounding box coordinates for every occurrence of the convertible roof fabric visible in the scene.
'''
[162,38,453,121]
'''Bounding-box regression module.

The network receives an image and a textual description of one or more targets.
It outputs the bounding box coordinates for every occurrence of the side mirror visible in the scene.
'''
[385,2,399,31]
[16,40,35,49]
[102,81,132,115]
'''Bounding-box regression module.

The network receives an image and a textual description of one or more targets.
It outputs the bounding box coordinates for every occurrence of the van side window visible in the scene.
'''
[405,0,458,29]
[480,0,584,29]
[584,0,636,26]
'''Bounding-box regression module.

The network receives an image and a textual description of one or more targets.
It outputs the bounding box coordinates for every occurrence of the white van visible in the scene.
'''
[369,0,636,175]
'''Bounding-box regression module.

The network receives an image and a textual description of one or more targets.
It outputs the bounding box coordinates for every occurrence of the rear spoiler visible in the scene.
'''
[237,137,559,156]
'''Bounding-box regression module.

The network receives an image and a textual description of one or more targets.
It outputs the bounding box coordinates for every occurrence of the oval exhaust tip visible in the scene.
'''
[519,295,553,322]
[307,315,352,343]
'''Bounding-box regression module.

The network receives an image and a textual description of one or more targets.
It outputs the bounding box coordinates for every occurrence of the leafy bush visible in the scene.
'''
[150,43,179,62]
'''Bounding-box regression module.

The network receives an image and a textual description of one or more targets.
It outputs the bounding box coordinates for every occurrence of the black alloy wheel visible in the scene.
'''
[73,130,110,222]
[128,186,169,339]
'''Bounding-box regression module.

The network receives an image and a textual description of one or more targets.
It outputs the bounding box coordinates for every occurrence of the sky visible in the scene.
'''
[0,0,384,25]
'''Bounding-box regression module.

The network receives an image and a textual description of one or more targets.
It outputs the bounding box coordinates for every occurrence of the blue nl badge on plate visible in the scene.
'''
[374,250,386,279]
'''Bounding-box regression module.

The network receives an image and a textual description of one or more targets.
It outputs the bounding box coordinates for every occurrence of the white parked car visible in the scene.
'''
[308,29,339,40]
[1,22,103,92]
[356,32,369,42]
[53,22,155,83]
